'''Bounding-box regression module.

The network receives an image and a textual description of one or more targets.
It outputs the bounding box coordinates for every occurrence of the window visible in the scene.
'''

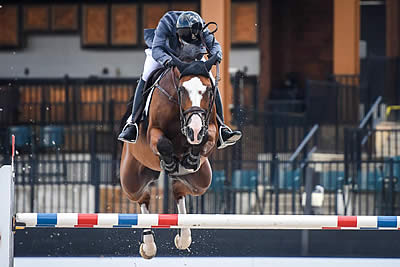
[111,5,138,46]
[231,2,258,45]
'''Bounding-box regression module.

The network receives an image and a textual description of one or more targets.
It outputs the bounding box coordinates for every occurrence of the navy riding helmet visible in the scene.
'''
[176,11,204,44]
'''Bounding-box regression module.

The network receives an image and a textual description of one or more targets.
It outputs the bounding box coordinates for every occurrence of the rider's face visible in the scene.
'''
[177,27,201,45]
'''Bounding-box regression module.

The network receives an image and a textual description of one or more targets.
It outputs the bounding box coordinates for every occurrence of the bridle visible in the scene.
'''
[156,62,220,142]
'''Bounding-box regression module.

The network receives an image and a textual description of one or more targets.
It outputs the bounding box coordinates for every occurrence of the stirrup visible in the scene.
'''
[118,122,139,144]
[217,126,242,150]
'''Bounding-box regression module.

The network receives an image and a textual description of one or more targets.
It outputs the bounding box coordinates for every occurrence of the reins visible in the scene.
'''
[154,68,179,105]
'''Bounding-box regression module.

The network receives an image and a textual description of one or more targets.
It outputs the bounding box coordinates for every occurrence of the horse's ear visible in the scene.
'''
[205,53,219,71]
[170,53,190,73]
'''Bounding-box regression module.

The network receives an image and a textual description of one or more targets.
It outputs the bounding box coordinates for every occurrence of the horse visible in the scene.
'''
[119,52,220,259]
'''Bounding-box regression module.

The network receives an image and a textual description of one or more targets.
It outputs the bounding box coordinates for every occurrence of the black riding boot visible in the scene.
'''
[118,79,146,143]
[215,88,242,149]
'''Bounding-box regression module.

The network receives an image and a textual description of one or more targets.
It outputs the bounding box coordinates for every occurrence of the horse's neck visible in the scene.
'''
[168,67,179,93]
[150,69,179,124]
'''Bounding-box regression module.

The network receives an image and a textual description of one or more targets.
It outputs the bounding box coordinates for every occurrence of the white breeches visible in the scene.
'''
[142,49,163,82]
[142,48,215,84]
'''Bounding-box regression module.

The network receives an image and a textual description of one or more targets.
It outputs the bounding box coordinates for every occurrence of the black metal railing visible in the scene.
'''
[3,119,398,216]
[2,73,400,216]
[344,96,384,163]
[9,156,400,216]
[306,78,360,125]
[360,56,400,107]
[0,77,137,126]
[305,79,361,153]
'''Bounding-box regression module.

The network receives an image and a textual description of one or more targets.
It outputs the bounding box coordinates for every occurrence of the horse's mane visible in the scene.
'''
[179,44,203,62]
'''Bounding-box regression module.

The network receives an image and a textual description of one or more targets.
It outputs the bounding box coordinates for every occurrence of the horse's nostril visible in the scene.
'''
[187,128,194,142]
[196,134,203,143]
[198,128,204,140]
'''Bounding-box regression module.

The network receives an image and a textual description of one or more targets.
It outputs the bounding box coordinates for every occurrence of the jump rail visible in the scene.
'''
[15,213,400,230]
[2,164,400,267]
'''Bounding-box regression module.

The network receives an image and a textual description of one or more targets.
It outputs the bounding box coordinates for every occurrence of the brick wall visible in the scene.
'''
[271,0,333,97]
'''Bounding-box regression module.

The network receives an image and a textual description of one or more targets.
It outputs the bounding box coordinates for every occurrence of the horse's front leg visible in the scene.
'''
[200,123,217,157]
[181,123,217,170]
[181,146,201,171]
[149,127,178,173]
[174,196,192,250]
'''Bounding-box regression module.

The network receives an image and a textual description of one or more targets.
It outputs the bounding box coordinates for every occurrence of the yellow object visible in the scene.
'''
[386,105,400,117]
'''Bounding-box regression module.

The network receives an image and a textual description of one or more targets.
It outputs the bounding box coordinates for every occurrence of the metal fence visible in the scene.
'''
[1,76,311,159]
[3,120,398,216]
[307,78,360,125]
[0,77,136,126]
[8,156,400,216]
[2,74,400,216]
[305,79,360,153]
[361,56,400,107]
[1,74,363,157]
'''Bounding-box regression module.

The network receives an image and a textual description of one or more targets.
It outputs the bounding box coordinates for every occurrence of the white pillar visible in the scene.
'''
[0,165,14,267]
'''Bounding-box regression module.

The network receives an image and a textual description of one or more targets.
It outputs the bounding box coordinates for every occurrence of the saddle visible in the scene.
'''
[132,67,167,123]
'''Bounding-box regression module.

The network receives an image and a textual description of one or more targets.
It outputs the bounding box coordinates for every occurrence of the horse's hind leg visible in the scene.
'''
[137,168,160,260]
[172,160,212,250]
[139,197,157,259]
[174,196,192,250]
[120,149,159,259]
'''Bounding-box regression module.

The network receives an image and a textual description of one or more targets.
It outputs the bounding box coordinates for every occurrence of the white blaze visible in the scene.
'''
[182,77,207,144]
[182,77,207,107]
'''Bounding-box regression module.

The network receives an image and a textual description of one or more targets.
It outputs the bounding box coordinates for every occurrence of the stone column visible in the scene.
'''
[333,0,360,74]
[201,0,232,124]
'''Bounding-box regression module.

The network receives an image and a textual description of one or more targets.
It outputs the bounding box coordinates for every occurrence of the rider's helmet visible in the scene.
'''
[176,11,204,44]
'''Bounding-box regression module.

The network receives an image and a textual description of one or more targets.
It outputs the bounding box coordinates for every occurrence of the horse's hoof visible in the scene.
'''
[139,242,157,259]
[174,234,192,250]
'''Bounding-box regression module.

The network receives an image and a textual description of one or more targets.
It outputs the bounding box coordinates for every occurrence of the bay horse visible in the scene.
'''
[120,53,220,259]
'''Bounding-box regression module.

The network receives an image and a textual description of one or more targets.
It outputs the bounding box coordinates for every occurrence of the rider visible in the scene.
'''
[118,11,242,149]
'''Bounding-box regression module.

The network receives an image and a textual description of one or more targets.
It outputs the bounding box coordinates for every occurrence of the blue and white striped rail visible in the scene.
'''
[15,213,400,230]
[3,165,400,267]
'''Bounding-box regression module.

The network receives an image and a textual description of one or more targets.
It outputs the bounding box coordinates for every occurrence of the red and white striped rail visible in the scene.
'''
[15,213,400,230]
[2,166,400,267]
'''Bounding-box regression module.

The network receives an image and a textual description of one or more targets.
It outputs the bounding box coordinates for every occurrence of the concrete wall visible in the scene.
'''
[0,35,259,78]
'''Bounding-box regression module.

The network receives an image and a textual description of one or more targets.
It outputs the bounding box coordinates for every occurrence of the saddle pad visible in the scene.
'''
[139,67,166,122]
[144,87,155,117]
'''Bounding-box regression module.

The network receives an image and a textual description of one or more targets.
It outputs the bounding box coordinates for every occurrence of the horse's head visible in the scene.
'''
[171,53,219,145]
